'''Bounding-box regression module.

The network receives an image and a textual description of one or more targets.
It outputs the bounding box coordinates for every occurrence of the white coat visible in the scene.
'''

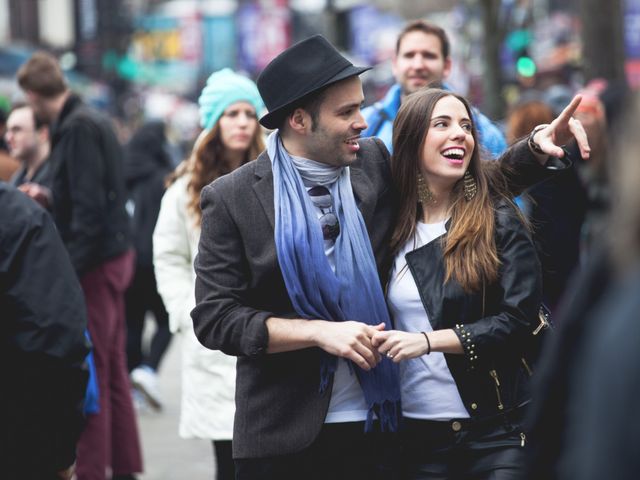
[153,175,236,440]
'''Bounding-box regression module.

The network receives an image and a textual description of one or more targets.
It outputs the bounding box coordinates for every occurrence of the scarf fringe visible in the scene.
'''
[365,399,401,433]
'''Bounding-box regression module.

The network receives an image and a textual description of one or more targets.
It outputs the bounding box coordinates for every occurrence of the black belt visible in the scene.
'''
[402,403,528,436]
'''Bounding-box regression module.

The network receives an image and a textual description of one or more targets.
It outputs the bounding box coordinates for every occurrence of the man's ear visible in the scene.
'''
[287,108,311,134]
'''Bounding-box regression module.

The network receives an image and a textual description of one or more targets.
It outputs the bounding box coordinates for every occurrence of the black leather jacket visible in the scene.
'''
[404,200,542,419]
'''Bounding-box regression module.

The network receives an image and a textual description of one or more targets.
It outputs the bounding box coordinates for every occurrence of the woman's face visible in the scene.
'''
[218,101,258,153]
[420,95,475,190]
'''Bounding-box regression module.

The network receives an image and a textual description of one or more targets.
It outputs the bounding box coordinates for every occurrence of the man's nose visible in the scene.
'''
[411,54,426,69]
[354,110,368,132]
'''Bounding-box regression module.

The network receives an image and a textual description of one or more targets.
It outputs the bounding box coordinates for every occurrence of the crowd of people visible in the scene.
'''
[0,15,636,480]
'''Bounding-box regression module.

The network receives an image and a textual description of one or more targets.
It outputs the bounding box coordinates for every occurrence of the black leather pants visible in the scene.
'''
[402,408,528,480]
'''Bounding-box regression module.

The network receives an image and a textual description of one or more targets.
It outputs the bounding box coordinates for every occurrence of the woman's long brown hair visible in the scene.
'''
[166,120,265,226]
[390,88,512,292]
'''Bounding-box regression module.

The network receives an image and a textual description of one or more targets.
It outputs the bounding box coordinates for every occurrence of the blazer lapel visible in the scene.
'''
[252,151,276,230]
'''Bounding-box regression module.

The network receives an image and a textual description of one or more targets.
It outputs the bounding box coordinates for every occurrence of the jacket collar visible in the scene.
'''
[50,93,83,145]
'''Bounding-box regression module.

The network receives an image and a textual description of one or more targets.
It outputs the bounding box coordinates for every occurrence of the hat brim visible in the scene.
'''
[259,64,371,129]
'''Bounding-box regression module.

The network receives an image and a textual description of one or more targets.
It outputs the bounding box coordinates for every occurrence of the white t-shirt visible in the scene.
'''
[386,220,470,420]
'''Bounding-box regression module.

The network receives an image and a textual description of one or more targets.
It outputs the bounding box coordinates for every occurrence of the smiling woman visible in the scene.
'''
[372,88,543,480]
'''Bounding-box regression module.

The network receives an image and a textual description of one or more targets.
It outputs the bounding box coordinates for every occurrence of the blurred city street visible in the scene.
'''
[2,1,639,479]
[137,337,214,480]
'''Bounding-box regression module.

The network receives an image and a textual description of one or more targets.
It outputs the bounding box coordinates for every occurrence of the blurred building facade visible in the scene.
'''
[0,0,636,121]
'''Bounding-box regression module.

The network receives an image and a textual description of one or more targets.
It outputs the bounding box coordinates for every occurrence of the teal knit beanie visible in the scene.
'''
[198,68,264,131]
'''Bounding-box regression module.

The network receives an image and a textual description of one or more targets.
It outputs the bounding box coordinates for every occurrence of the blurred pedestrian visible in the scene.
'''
[525,92,637,480]
[1,182,89,480]
[362,20,506,157]
[0,106,20,181]
[6,102,51,187]
[17,51,142,480]
[124,120,174,411]
[570,89,610,255]
[506,98,587,312]
[557,92,640,480]
[154,68,264,480]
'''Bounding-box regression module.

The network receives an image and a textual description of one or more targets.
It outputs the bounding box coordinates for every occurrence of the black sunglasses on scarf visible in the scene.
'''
[308,185,341,242]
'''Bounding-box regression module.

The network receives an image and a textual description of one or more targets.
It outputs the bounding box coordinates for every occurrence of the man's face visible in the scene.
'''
[392,31,452,96]
[302,76,368,167]
[5,106,40,161]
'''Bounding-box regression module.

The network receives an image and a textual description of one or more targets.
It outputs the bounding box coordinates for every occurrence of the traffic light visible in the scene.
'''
[506,29,536,78]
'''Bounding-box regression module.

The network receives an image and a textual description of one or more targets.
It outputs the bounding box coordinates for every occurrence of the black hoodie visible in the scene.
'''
[124,120,174,268]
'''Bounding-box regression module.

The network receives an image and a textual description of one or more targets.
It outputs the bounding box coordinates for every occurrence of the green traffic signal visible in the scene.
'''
[516,56,537,77]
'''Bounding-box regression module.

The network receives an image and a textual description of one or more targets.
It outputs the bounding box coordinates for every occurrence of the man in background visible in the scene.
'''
[18,51,142,480]
[6,102,51,187]
[363,20,506,157]
[0,107,20,180]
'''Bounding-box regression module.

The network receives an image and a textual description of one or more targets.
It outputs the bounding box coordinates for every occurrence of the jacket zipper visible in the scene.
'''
[521,357,533,376]
[520,432,526,447]
[489,369,504,410]
[533,308,550,335]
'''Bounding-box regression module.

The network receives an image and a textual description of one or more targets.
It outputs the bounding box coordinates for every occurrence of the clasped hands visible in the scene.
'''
[315,321,428,369]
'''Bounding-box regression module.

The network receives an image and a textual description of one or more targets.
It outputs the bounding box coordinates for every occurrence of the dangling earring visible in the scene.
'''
[417,173,434,204]
[463,170,477,201]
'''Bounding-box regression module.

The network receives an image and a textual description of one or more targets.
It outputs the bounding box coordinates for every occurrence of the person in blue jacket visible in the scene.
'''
[363,20,507,158]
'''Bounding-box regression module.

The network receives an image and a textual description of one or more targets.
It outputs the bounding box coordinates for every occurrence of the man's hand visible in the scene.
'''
[532,94,591,161]
[371,330,429,363]
[18,182,52,209]
[313,321,386,371]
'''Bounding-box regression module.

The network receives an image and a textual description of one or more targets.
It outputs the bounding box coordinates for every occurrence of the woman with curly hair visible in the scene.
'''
[153,68,264,480]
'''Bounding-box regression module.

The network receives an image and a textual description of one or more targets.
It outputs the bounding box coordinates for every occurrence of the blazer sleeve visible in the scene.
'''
[453,203,543,365]
[153,180,196,334]
[191,182,272,357]
[498,138,572,197]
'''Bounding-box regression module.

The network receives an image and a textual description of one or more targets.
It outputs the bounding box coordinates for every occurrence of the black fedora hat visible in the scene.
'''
[257,35,371,129]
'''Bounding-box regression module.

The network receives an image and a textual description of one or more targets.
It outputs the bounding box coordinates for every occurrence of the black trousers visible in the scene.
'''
[235,422,401,480]
[402,408,528,480]
[213,440,235,480]
[125,266,171,371]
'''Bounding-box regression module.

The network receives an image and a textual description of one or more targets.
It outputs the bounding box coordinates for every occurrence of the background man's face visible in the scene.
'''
[5,107,40,160]
[392,31,452,96]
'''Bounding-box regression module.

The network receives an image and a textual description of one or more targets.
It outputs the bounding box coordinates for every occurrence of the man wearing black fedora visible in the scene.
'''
[193,35,402,479]
[191,35,590,479]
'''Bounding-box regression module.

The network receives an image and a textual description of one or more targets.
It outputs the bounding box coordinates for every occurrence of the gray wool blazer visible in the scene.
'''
[190,136,562,459]
[191,137,395,459]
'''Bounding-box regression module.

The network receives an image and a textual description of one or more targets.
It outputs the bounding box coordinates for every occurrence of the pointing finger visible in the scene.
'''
[553,94,582,127]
